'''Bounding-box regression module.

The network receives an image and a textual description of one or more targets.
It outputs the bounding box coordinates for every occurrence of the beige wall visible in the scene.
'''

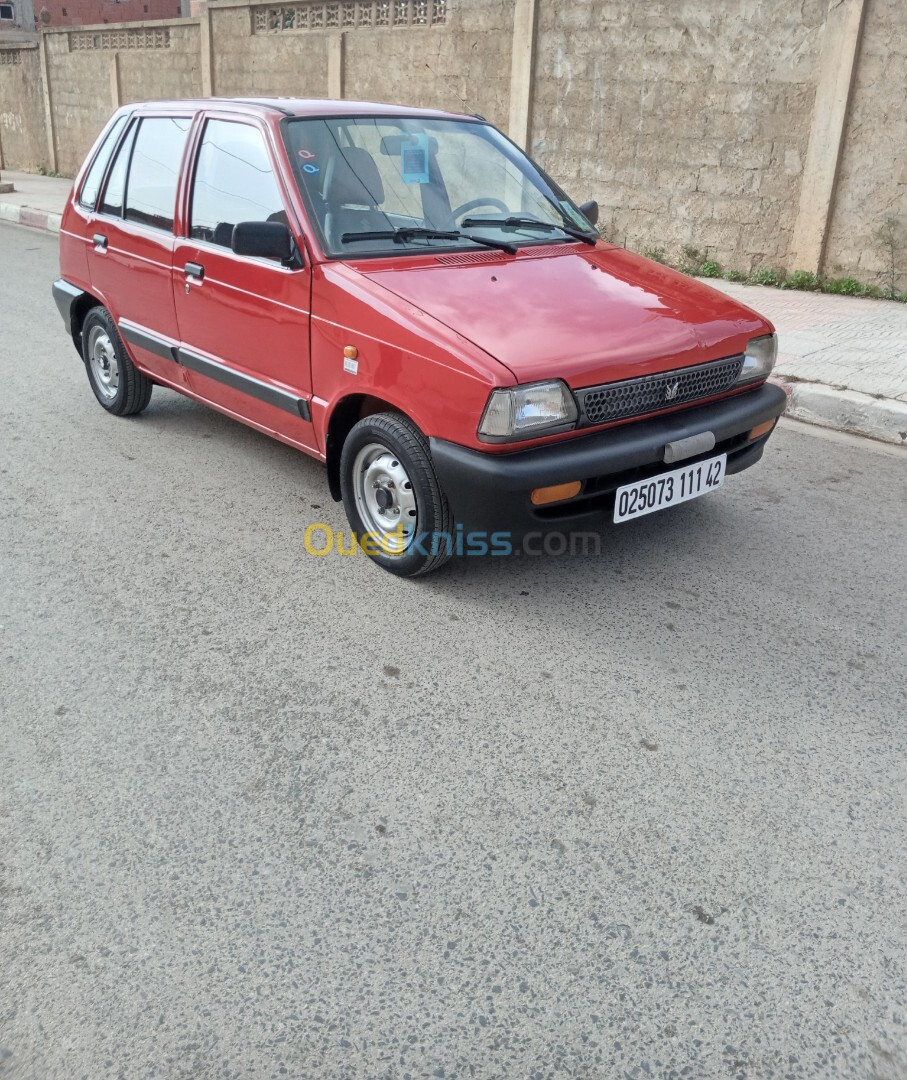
[0,44,47,172]
[343,0,514,132]
[210,5,330,97]
[0,0,904,289]
[531,0,824,270]
[824,0,906,284]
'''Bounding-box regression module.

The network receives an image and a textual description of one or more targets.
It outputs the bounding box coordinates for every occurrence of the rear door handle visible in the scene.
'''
[184,261,205,282]
[92,233,107,252]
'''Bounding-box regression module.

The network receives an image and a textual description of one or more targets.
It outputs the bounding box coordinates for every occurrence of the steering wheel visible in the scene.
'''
[448,198,510,228]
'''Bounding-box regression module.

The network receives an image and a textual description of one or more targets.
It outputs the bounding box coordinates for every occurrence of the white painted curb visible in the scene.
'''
[0,201,61,233]
[782,379,907,446]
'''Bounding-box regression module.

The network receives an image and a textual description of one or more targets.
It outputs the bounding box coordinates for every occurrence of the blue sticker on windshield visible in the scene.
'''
[401,134,430,184]
[302,163,320,175]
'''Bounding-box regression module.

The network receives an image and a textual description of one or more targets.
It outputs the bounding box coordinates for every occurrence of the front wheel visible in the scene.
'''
[339,412,453,577]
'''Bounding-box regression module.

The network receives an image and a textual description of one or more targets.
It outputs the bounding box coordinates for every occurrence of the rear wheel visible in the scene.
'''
[340,412,453,577]
[82,307,153,416]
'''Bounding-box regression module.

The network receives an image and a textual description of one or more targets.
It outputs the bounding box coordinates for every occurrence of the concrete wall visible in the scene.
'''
[0,43,46,170]
[342,0,514,132]
[824,0,906,285]
[210,4,329,97]
[531,0,824,270]
[0,0,904,288]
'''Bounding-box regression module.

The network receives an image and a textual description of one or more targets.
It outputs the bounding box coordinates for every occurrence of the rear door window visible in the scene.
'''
[190,119,286,248]
[124,117,192,233]
[79,114,128,211]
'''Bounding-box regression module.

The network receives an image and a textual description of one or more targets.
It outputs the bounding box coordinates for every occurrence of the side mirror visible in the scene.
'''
[232,221,299,266]
[579,200,599,227]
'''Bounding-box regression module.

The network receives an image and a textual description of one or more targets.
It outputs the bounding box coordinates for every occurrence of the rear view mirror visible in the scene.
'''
[232,221,299,265]
[579,200,599,227]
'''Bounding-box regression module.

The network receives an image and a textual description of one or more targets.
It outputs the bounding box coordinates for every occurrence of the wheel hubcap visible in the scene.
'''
[352,442,418,554]
[87,326,119,400]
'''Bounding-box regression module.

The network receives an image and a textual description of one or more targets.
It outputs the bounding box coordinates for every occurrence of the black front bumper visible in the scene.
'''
[429,382,787,535]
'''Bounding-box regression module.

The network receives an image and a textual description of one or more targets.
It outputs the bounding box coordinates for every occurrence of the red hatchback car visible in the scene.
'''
[54,97,786,576]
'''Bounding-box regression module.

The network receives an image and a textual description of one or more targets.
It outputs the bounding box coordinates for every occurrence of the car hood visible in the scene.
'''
[359,243,771,388]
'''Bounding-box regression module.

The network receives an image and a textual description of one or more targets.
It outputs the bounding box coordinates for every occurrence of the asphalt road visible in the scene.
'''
[2,224,906,1080]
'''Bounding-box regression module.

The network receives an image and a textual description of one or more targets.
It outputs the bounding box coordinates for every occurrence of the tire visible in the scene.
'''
[81,306,153,416]
[340,412,453,577]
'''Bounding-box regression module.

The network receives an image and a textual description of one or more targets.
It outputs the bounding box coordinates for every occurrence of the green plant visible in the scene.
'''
[786,269,821,291]
[699,260,721,278]
[37,166,65,178]
[822,276,864,295]
[642,246,667,264]
[749,267,785,287]
[722,269,748,283]
[873,215,904,300]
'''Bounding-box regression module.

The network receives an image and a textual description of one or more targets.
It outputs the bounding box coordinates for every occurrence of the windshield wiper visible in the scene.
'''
[340,228,517,255]
[460,215,598,246]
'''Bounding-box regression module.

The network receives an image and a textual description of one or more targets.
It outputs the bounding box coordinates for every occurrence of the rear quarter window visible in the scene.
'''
[79,114,128,211]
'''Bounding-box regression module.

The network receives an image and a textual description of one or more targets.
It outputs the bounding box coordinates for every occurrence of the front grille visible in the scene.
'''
[577,355,744,426]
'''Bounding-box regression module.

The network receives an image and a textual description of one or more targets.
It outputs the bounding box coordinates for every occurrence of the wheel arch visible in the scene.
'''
[70,289,106,356]
[325,393,420,501]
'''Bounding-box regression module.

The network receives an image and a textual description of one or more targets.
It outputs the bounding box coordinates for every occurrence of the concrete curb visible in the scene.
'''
[777,378,907,446]
[0,201,62,234]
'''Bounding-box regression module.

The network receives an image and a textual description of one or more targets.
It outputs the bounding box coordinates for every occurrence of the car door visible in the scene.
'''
[172,114,316,454]
[86,112,193,387]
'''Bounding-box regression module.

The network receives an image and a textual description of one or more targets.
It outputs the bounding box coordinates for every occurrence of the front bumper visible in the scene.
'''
[429,382,787,535]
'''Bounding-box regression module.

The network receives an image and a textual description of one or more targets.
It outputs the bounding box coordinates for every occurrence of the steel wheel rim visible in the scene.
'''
[87,325,119,400]
[352,442,418,554]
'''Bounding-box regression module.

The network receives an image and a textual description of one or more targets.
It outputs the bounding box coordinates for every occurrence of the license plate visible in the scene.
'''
[614,453,727,523]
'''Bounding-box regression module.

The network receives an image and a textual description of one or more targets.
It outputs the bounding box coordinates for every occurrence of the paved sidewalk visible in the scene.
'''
[0,169,71,232]
[704,279,907,445]
[1,168,905,444]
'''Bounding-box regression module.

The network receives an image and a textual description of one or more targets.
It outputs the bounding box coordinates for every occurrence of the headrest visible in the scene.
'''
[327,146,385,207]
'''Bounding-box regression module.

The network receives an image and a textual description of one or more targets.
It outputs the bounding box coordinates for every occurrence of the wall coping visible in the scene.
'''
[39,17,200,35]
[0,39,39,48]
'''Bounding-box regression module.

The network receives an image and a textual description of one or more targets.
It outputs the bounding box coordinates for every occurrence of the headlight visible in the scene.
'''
[478,380,578,442]
[738,334,777,384]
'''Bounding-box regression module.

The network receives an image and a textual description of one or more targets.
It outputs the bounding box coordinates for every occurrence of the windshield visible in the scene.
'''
[282,116,594,257]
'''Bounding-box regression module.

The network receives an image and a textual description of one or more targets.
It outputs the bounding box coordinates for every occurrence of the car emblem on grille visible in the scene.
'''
[664,380,681,401]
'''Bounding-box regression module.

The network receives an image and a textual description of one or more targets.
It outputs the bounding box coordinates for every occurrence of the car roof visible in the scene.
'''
[125,97,481,122]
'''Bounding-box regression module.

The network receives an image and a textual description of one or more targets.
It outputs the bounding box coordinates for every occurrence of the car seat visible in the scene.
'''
[323,146,389,250]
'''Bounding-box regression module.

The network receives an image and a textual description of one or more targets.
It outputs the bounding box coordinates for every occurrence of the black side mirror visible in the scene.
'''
[232,221,300,266]
[579,200,599,227]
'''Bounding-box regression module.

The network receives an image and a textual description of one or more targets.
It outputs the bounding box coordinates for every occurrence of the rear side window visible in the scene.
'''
[190,119,286,248]
[124,117,191,233]
[99,120,137,218]
[79,115,128,211]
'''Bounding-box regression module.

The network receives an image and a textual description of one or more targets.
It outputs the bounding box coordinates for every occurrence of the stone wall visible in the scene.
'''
[824,0,907,286]
[0,43,47,172]
[210,5,330,97]
[342,0,514,133]
[0,0,904,289]
[532,0,825,270]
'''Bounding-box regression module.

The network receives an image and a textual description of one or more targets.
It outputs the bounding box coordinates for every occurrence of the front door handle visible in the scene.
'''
[92,233,107,252]
[184,261,205,282]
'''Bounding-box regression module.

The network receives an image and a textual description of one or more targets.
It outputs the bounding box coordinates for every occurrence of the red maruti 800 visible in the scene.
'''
[54,97,786,576]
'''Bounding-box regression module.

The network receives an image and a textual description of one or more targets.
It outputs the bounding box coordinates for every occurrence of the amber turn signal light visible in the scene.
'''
[343,345,359,360]
[530,481,582,506]
[748,419,776,441]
